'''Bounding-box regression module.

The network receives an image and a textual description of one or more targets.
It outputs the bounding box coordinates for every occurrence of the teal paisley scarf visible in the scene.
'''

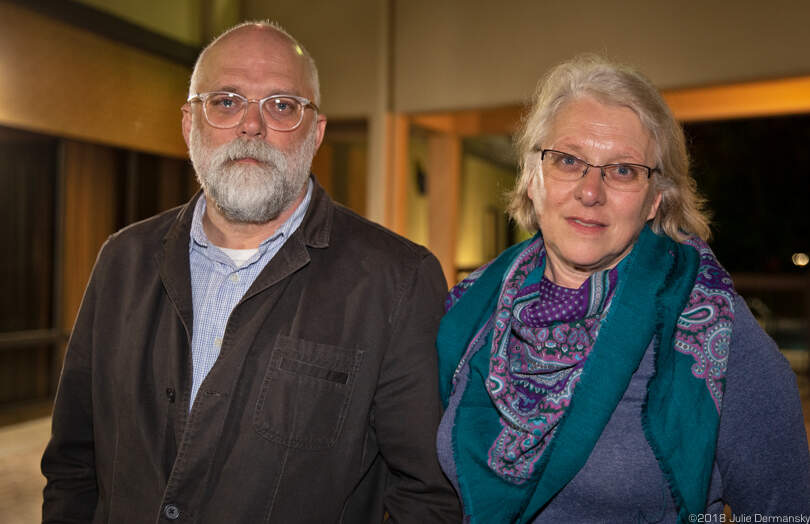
[437,226,735,523]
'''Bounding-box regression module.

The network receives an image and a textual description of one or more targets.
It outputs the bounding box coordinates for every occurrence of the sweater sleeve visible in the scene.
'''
[716,295,810,514]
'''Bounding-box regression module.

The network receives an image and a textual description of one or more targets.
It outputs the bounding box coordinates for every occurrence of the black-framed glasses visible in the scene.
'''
[538,148,659,192]
[187,91,319,131]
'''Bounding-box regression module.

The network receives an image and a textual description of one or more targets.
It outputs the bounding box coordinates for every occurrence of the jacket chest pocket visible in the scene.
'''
[254,335,364,449]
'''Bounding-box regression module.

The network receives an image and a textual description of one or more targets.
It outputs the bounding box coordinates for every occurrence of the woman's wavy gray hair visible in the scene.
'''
[507,54,711,241]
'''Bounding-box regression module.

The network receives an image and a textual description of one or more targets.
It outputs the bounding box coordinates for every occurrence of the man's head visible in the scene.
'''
[182,21,326,224]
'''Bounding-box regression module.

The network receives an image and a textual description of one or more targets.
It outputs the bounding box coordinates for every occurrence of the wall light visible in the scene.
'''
[791,252,809,267]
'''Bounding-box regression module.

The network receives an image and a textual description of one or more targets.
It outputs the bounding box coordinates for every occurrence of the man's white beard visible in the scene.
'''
[189,124,317,223]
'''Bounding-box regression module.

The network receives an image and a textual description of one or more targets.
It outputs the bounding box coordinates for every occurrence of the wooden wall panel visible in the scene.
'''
[427,133,461,287]
[157,157,198,212]
[408,76,810,138]
[0,3,190,158]
[60,141,120,336]
[346,145,367,216]
[662,77,810,122]
[311,142,335,195]
[384,113,409,235]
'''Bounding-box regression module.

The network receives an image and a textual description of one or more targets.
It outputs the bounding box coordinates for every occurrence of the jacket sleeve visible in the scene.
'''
[41,243,108,523]
[716,295,810,514]
[373,252,462,523]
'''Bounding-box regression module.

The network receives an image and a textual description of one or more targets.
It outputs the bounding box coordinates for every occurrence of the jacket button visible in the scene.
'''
[164,504,180,520]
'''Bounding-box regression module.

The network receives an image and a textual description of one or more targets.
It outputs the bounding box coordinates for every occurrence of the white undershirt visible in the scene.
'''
[217,246,259,268]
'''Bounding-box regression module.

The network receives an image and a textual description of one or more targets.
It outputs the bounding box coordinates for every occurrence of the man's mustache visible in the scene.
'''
[213,138,283,168]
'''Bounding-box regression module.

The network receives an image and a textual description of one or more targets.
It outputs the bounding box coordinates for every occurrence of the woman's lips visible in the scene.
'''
[566,217,607,232]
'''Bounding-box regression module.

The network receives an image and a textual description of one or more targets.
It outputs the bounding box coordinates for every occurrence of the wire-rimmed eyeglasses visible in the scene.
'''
[187,91,319,132]
[538,148,659,192]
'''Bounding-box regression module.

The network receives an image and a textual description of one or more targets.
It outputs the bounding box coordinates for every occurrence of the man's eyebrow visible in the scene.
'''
[208,87,304,98]
[214,86,241,94]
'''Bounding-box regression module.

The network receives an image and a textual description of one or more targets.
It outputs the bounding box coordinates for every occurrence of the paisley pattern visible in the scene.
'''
[476,237,617,483]
[448,234,735,485]
[676,237,735,411]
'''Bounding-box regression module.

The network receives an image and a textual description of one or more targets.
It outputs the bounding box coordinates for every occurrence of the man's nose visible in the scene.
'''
[239,100,265,137]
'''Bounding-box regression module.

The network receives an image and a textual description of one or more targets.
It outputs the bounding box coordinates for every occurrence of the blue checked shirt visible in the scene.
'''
[187,180,312,408]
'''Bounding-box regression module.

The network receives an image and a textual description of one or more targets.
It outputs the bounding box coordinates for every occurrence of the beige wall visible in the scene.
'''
[73,0,242,47]
[394,0,810,112]
[75,0,204,46]
[243,0,385,118]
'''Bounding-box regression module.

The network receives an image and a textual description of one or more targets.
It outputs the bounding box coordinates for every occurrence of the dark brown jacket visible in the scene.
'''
[42,181,460,523]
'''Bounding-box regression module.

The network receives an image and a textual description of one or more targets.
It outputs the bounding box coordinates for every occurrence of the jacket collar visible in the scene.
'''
[297,176,332,249]
[157,175,334,332]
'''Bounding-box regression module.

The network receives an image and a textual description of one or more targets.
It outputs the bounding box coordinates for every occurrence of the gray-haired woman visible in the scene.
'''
[436,55,810,522]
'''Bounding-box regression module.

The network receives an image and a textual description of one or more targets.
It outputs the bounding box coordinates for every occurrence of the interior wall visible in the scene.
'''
[0,3,190,158]
[242,0,384,118]
[456,155,515,270]
[406,135,429,246]
[60,141,121,338]
[5,0,807,139]
[238,0,810,116]
[394,0,810,112]
[73,0,205,46]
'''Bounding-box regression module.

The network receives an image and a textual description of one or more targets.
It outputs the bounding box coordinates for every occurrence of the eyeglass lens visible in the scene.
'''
[542,150,649,191]
[203,93,304,130]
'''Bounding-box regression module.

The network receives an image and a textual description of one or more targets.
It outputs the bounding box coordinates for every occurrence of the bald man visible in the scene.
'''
[42,21,460,523]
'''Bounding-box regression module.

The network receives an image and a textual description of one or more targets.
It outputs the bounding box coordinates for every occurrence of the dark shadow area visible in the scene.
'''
[685,116,810,274]
[685,115,810,355]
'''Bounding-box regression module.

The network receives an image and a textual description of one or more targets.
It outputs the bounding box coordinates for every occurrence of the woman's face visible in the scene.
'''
[527,96,662,288]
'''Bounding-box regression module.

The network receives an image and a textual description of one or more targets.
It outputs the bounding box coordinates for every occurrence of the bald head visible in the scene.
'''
[189,21,321,106]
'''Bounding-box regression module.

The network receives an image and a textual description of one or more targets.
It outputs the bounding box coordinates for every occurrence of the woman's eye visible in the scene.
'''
[555,154,581,170]
[610,165,639,179]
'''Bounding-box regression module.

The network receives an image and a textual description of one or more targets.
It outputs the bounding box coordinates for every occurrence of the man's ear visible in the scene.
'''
[181,103,192,149]
[314,114,327,151]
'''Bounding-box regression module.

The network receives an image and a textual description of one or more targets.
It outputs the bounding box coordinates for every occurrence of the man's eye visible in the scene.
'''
[269,98,298,114]
[208,95,241,111]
